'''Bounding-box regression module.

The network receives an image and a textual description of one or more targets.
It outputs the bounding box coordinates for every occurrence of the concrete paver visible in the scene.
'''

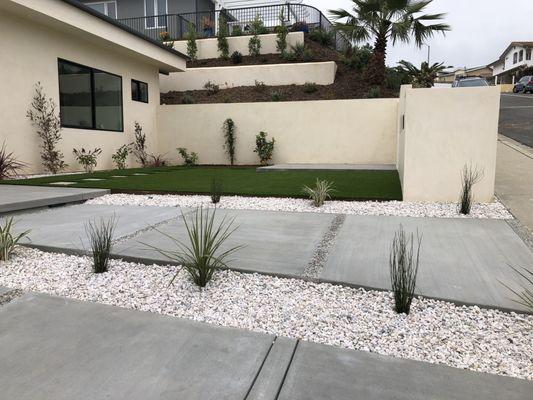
[113,208,334,277]
[277,341,532,400]
[321,215,533,311]
[0,185,108,213]
[0,293,275,400]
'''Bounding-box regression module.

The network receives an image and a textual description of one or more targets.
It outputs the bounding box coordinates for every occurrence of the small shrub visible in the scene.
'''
[254,80,266,92]
[367,87,381,98]
[501,266,533,311]
[222,118,236,165]
[73,147,102,173]
[85,216,116,274]
[0,218,30,262]
[275,9,289,54]
[458,164,484,215]
[341,44,373,72]
[204,81,220,95]
[248,14,263,57]
[0,142,26,179]
[112,144,132,170]
[217,14,230,59]
[132,121,149,167]
[26,82,67,174]
[144,207,243,287]
[389,225,422,315]
[308,28,335,47]
[284,43,314,62]
[211,177,223,204]
[177,147,198,166]
[303,82,318,94]
[231,25,243,36]
[186,22,198,61]
[231,51,243,64]
[147,154,167,167]
[303,179,334,207]
[181,93,196,104]
[270,91,283,102]
[254,131,275,165]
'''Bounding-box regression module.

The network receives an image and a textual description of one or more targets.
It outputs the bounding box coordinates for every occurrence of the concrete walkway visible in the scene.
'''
[496,136,533,233]
[0,293,530,399]
[0,185,108,213]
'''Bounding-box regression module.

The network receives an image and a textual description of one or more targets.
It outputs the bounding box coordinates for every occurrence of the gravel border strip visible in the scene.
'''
[0,288,24,306]
[302,214,346,279]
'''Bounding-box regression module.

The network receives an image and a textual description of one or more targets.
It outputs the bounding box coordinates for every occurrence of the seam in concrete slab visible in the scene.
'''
[0,289,24,307]
[244,337,277,400]
[273,340,299,400]
[498,137,533,160]
[302,214,346,280]
[505,219,533,253]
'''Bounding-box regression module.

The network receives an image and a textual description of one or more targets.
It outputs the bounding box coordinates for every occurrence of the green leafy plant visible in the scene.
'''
[73,147,102,173]
[397,60,451,88]
[231,51,243,64]
[308,28,335,47]
[270,91,283,102]
[181,93,196,104]
[132,121,149,167]
[303,179,335,207]
[222,118,236,165]
[26,82,67,174]
[0,218,30,262]
[275,9,289,54]
[112,144,132,170]
[147,154,167,167]
[248,14,263,57]
[303,82,318,94]
[254,131,275,166]
[144,207,243,287]
[85,216,116,274]
[389,225,422,315]
[217,14,230,59]
[211,177,223,204]
[204,81,220,95]
[177,147,198,166]
[340,44,373,72]
[186,22,198,61]
[458,164,484,215]
[231,25,243,36]
[501,266,533,311]
[0,141,26,179]
[283,43,314,62]
[254,80,266,92]
[367,87,381,98]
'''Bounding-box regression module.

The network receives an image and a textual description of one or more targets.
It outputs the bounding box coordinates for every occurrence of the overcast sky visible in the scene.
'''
[305,0,531,69]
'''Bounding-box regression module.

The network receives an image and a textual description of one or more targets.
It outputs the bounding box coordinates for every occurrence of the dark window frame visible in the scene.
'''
[131,79,149,103]
[57,58,124,133]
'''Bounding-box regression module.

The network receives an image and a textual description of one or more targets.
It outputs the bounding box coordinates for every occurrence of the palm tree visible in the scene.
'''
[396,60,451,88]
[330,0,450,86]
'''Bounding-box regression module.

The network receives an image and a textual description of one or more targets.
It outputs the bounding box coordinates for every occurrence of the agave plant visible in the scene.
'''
[144,207,243,287]
[501,266,533,311]
[303,179,335,207]
[0,218,30,261]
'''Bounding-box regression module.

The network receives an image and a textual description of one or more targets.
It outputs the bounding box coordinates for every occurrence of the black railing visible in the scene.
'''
[117,3,350,52]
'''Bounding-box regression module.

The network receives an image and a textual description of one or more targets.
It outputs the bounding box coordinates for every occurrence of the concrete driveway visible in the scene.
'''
[499,93,533,148]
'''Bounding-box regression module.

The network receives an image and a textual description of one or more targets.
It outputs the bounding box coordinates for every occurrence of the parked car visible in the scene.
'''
[513,76,533,93]
[452,76,489,88]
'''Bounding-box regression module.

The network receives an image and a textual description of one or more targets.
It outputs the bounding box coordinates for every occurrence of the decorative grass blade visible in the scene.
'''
[85,216,116,273]
[0,217,30,261]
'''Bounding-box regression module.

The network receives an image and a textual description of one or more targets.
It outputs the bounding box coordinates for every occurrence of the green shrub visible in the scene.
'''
[222,118,236,165]
[283,43,314,62]
[0,141,26,179]
[186,22,198,60]
[254,131,275,165]
[217,14,229,59]
[177,147,198,166]
[85,216,116,274]
[248,14,263,57]
[204,81,220,95]
[144,207,243,287]
[132,121,149,167]
[231,25,243,36]
[389,225,422,315]
[0,218,30,262]
[303,179,334,207]
[112,144,132,170]
[73,147,102,173]
[367,87,381,98]
[308,28,335,47]
[458,164,484,215]
[385,67,412,91]
[211,177,223,204]
[231,51,243,64]
[275,10,289,54]
[270,91,283,102]
[340,44,373,72]
[303,82,318,94]
[181,93,196,104]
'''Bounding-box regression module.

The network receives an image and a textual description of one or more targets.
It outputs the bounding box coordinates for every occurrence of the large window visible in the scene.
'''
[131,79,149,103]
[58,59,123,132]
[527,49,532,61]
[145,0,167,28]
[86,1,117,19]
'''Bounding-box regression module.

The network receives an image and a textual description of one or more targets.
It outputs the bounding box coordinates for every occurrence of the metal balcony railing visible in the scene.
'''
[117,3,350,52]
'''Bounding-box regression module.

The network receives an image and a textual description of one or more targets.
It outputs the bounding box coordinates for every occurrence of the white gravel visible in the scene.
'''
[87,194,513,219]
[1,247,531,380]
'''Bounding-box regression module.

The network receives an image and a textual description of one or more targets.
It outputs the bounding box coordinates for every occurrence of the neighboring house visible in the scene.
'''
[435,65,494,84]
[488,41,533,84]
[0,0,187,173]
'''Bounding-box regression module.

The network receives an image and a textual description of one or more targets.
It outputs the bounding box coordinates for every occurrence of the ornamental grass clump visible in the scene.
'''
[389,225,421,315]
[303,179,335,207]
[501,266,533,311]
[458,163,484,215]
[0,141,26,179]
[0,218,30,262]
[145,207,243,288]
[85,216,116,274]
[211,177,223,204]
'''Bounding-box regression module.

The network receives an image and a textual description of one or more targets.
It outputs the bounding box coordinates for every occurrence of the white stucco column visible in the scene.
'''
[512,75,515,84]
[495,75,498,85]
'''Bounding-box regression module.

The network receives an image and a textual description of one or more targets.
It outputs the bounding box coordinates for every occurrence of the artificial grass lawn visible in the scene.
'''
[4,166,402,200]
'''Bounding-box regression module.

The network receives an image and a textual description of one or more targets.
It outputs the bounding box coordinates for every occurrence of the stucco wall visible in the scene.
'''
[157,99,398,165]
[0,8,162,174]
[160,62,337,91]
[399,86,500,202]
[173,32,304,59]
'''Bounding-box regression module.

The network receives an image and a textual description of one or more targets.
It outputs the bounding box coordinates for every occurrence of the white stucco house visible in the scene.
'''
[488,41,533,84]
